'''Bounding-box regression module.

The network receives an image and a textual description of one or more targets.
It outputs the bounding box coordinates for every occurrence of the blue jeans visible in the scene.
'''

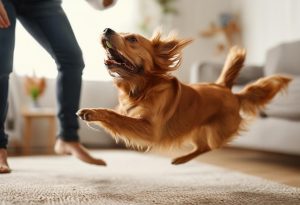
[0,0,85,148]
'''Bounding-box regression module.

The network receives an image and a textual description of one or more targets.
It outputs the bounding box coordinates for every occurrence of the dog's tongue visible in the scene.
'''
[105,59,115,64]
[105,59,120,66]
[104,59,135,71]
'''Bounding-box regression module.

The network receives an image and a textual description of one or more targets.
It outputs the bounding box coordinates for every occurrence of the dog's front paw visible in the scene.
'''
[76,109,97,121]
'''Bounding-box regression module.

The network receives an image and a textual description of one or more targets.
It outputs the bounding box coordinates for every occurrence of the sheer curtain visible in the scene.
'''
[13,0,139,81]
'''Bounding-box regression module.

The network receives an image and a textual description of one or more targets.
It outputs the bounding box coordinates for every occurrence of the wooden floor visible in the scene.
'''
[154,147,300,188]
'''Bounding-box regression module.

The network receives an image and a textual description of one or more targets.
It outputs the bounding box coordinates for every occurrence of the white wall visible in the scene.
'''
[230,0,300,65]
[14,0,140,81]
[172,0,232,82]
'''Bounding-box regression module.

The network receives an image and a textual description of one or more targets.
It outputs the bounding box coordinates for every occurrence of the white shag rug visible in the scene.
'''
[0,151,299,205]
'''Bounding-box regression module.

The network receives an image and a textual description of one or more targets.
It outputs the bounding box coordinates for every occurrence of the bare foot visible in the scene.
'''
[54,139,106,166]
[0,149,11,174]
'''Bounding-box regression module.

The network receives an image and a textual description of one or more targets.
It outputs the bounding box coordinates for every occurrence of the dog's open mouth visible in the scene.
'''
[103,39,138,73]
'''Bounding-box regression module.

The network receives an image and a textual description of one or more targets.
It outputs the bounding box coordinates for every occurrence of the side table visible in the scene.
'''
[21,108,56,155]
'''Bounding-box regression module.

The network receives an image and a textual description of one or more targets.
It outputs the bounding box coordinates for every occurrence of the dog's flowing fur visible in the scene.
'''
[77,29,291,165]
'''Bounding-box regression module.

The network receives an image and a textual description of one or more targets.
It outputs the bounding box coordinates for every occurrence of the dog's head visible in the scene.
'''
[101,28,192,79]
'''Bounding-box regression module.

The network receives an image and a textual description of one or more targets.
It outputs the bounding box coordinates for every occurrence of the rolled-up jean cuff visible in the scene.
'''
[0,134,8,149]
[58,129,79,142]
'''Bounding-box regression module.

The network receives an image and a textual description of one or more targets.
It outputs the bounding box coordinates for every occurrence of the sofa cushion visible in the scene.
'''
[191,62,263,85]
[190,62,222,83]
[265,41,300,76]
[236,65,263,85]
[264,77,300,120]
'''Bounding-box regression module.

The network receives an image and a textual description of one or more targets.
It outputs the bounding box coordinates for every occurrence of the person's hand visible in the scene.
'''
[103,0,114,8]
[0,1,10,29]
[86,0,117,10]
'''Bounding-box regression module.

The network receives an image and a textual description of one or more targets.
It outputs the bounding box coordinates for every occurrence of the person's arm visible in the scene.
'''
[86,0,117,10]
[0,0,10,28]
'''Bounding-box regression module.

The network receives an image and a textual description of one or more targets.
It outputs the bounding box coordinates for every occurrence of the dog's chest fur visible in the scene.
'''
[117,97,147,119]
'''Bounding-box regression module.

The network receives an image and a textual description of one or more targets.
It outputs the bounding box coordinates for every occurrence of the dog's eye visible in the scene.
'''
[126,36,138,43]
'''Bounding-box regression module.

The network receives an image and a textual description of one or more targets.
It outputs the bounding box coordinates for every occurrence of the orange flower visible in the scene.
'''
[24,76,46,101]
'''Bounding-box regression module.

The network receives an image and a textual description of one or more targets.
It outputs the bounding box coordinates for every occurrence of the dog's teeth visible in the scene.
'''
[106,41,113,49]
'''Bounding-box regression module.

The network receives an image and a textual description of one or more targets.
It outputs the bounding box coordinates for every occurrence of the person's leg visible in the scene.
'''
[16,0,105,165]
[17,1,82,142]
[0,76,10,173]
[0,0,16,173]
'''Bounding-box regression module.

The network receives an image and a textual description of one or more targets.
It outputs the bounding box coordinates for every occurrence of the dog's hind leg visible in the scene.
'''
[170,121,236,165]
[171,145,210,165]
[171,134,211,165]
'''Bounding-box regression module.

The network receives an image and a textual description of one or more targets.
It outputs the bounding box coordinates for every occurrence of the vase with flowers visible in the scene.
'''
[24,76,46,109]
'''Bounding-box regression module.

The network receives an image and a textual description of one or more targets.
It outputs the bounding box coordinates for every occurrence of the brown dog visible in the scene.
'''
[77,28,291,165]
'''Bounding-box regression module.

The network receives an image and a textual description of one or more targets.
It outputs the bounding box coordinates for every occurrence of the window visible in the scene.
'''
[14,0,139,81]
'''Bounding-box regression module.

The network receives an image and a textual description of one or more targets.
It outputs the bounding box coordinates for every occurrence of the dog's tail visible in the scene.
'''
[216,46,246,89]
[235,75,292,115]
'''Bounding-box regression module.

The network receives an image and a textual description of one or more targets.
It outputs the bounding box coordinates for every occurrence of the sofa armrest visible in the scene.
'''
[190,62,264,84]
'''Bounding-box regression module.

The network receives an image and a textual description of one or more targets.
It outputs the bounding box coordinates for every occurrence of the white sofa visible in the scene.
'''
[190,41,300,155]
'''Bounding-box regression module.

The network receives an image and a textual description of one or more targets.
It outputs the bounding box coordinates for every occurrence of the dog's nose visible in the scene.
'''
[103,28,115,36]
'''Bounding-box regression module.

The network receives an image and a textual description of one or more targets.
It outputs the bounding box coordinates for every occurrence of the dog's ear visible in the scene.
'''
[151,31,192,74]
